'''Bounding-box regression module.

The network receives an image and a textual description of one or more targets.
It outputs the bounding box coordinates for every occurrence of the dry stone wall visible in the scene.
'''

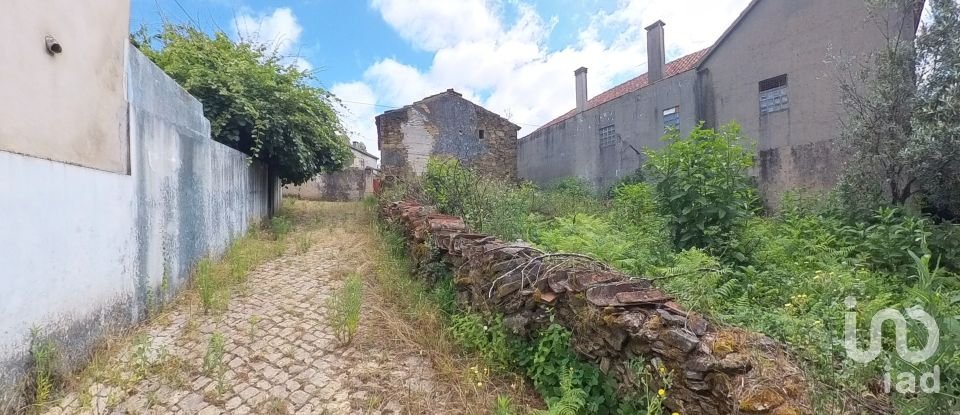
[384,200,812,415]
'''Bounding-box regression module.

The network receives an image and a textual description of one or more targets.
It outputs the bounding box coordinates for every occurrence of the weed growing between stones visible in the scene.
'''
[270,215,293,240]
[202,332,227,396]
[294,234,313,255]
[327,273,363,345]
[196,259,220,313]
[24,327,59,414]
[193,219,292,314]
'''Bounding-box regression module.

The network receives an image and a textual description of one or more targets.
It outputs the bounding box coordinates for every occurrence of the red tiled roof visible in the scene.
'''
[533,48,708,133]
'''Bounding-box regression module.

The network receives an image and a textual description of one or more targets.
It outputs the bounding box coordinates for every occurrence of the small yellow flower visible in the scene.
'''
[672,413,680,415]
[476,382,483,387]
[659,366,666,374]
[658,389,666,397]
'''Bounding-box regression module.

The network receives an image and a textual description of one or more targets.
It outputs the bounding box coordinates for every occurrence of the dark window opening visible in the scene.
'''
[479,129,485,140]
[759,74,789,114]
[759,75,788,92]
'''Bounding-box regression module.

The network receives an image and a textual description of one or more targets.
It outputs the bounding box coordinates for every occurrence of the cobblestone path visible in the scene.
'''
[43,202,452,415]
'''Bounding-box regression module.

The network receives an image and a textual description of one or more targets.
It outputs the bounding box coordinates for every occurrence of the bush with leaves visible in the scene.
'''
[643,122,758,257]
[422,157,535,240]
[133,25,352,184]
[836,0,960,218]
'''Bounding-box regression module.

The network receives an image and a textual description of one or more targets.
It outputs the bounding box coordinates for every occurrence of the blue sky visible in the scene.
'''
[131,0,753,156]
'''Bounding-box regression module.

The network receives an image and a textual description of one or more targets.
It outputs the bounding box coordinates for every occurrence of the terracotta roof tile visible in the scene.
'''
[532,48,708,133]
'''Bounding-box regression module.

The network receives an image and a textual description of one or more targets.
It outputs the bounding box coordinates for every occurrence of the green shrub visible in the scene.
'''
[270,215,293,240]
[531,178,604,219]
[644,122,757,256]
[519,324,616,414]
[448,313,514,371]
[328,273,364,345]
[423,157,534,240]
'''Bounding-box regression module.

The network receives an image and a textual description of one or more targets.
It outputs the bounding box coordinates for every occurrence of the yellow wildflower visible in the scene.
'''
[658,389,666,397]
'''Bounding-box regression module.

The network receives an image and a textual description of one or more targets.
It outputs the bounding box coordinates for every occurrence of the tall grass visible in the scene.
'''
[327,273,363,345]
[193,217,291,313]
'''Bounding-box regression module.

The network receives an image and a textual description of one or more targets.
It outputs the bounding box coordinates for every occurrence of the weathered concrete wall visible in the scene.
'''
[518,70,698,190]
[282,168,376,201]
[0,0,130,174]
[377,90,519,180]
[697,0,918,204]
[0,45,270,408]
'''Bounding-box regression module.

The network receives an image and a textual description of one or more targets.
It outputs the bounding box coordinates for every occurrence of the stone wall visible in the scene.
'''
[0,45,272,409]
[376,89,518,181]
[384,200,814,415]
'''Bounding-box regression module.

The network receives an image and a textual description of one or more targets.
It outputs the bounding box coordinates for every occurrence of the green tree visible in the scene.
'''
[836,0,960,217]
[643,122,757,255]
[913,0,960,217]
[133,25,352,184]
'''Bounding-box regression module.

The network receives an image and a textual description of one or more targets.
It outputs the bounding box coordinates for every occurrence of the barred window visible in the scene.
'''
[663,106,680,131]
[759,75,789,115]
[599,125,617,147]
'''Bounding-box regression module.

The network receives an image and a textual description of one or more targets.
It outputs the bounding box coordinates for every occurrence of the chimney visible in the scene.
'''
[575,67,588,113]
[645,20,666,83]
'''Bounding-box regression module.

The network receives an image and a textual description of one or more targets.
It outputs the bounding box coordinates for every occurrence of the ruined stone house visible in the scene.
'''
[518,0,925,205]
[376,89,520,180]
[282,142,380,201]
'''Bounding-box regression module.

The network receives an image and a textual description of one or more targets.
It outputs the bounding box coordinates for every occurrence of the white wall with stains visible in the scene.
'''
[0,45,271,408]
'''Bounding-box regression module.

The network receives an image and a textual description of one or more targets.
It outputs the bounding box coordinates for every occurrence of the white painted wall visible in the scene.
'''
[0,0,130,173]
[0,45,270,407]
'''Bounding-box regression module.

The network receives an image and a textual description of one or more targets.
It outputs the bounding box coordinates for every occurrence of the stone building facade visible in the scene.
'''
[518,0,924,204]
[282,142,379,201]
[376,89,519,180]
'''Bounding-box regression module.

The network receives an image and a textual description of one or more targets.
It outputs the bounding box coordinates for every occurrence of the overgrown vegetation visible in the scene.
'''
[25,328,58,414]
[370,206,539,413]
[327,273,363,345]
[194,215,292,313]
[836,0,960,218]
[384,116,960,413]
[132,25,352,184]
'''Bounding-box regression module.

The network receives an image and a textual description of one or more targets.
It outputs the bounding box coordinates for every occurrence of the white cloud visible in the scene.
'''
[231,8,312,71]
[369,0,504,50]
[337,0,751,154]
[330,82,381,161]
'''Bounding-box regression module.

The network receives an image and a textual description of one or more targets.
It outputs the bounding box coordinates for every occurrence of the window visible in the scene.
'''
[478,129,485,140]
[759,74,789,114]
[662,106,680,131]
[599,125,617,147]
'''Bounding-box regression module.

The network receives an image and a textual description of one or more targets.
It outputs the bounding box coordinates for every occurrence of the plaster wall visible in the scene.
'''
[0,45,270,407]
[698,0,917,202]
[0,0,131,173]
[518,70,698,190]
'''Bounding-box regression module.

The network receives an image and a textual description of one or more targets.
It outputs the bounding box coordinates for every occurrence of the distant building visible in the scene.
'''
[282,142,379,201]
[518,0,924,204]
[376,89,520,181]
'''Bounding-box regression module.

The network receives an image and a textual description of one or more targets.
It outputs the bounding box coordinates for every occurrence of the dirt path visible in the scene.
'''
[42,201,486,415]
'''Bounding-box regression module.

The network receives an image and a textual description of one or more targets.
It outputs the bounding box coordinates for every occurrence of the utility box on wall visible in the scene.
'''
[0,0,131,174]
